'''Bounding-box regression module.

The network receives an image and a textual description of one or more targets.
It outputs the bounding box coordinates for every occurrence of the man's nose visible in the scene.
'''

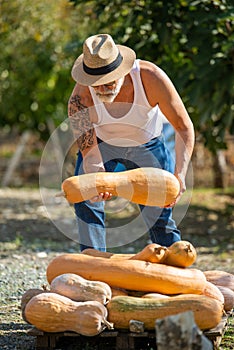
[95,85,106,93]
[94,84,112,93]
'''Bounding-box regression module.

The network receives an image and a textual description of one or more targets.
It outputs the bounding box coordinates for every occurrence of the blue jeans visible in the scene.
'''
[74,135,181,251]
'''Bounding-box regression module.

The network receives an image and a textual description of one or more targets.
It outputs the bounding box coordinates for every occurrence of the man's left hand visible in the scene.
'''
[89,192,113,203]
[165,174,186,207]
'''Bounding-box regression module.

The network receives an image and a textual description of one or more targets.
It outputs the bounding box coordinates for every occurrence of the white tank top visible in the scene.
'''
[89,59,163,146]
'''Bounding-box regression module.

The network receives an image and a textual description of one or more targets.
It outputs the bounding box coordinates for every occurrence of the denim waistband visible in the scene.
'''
[97,134,163,150]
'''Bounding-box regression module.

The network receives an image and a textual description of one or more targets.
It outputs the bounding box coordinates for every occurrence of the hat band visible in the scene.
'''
[83,52,123,76]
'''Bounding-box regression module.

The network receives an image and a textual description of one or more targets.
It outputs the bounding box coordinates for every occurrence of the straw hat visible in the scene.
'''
[71,34,136,86]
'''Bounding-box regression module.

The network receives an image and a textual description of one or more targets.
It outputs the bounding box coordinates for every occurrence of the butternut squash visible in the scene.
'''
[107,295,223,330]
[216,285,234,312]
[129,243,168,263]
[82,241,197,268]
[202,281,224,304]
[204,270,234,291]
[163,240,197,267]
[61,167,180,207]
[46,253,206,295]
[21,288,49,323]
[50,273,111,304]
[24,292,113,336]
[82,244,168,263]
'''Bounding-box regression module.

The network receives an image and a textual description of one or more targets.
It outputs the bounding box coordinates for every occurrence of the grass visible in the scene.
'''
[221,315,234,350]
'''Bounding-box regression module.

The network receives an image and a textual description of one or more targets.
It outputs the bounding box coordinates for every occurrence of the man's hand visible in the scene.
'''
[89,192,113,203]
[82,147,113,202]
[165,173,186,208]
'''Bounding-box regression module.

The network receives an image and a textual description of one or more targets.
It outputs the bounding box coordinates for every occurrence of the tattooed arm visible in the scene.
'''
[68,85,105,174]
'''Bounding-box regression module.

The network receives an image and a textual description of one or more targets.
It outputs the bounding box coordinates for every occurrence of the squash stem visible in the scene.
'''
[103,319,114,329]
[55,191,65,198]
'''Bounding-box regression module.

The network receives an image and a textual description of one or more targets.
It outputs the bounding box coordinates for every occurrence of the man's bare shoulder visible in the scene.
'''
[69,83,94,108]
[139,60,168,82]
[68,83,98,123]
[138,60,171,106]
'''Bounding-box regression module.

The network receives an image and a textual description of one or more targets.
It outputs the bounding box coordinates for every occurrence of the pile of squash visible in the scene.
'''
[21,240,234,337]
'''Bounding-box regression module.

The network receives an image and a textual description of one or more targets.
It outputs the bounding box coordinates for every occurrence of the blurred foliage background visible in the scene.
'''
[0,0,233,187]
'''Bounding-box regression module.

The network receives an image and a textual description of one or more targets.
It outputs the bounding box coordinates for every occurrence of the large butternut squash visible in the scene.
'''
[204,270,234,292]
[129,243,168,263]
[24,292,113,336]
[163,240,197,267]
[61,167,180,207]
[50,273,111,304]
[107,295,223,330]
[216,285,234,312]
[21,288,49,323]
[46,254,206,295]
[82,241,196,268]
[202,281,224,304]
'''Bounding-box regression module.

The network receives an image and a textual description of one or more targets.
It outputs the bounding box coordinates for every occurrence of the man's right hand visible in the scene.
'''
[82,151,113,202]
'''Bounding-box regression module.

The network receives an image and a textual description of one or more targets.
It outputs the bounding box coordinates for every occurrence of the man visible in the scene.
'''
[68,34,194,252]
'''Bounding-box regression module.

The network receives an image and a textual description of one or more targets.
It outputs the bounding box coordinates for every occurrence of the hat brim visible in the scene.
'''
[71,45,136,86]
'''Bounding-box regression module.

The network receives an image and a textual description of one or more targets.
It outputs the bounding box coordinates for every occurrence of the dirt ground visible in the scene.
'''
[1,186,233,264]
[0,187,233,349]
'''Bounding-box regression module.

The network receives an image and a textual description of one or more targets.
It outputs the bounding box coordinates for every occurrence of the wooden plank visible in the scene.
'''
[100,331,119,337]
[204,311,233,350]
[129,331,150,337]
[116,332,129,350]
[48,335,57,348]
[63,332,81,337]
[27,310,232,350]
[204,314,228,338]
[27,328,44,336]
[35,334,50,349]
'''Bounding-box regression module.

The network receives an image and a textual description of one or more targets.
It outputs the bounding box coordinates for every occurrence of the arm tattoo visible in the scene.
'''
[68,94,94,151]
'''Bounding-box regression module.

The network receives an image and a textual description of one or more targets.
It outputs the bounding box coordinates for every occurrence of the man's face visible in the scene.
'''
[92,77,124,103]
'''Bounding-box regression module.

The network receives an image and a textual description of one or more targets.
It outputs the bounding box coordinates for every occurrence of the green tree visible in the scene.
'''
[73,0,234,153]
[0,0,233,186]
[0,0,84,134]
